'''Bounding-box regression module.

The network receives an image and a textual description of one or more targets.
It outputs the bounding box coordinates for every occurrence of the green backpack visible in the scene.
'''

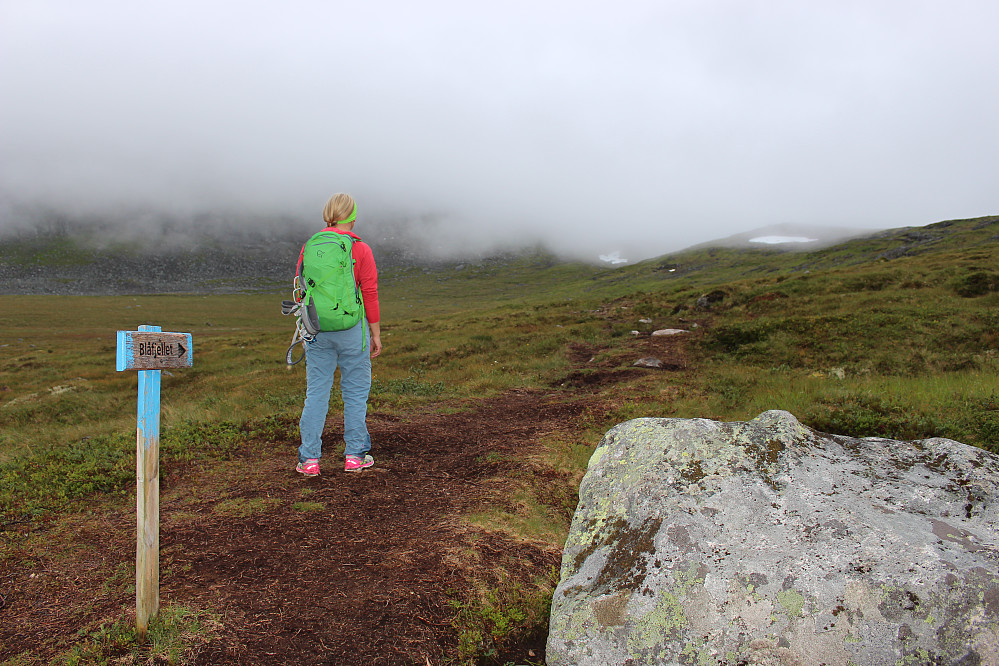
[298,231,364,335]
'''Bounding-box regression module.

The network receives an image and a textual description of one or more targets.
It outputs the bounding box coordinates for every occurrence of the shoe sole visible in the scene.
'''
[296,467,320,477]
[344,464,373,472]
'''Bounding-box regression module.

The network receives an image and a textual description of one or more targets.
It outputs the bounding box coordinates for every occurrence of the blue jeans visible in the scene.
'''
[298,322,371,462]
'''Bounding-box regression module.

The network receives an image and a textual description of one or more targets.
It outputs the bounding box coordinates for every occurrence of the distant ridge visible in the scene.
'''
[686,222,880,251]
[621,215,999,290]
[0,215,995,295]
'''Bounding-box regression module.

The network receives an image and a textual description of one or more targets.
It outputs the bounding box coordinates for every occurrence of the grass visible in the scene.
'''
[1,214,997,662]
[0,293,302,464]
[465,485,570,545]
[449,567,556,665]
[290,500,325,512]
[52,604,221,665]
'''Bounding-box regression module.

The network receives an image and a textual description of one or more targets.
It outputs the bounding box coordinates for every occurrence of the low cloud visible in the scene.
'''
[1,1,996,261]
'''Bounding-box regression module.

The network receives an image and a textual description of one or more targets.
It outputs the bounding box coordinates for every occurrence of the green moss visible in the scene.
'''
[587,444,608,470]
[777,588,805,618]
[674,560,707,593]
[681,638,714,665]
[626,592,687,654]
[898,648,933,665]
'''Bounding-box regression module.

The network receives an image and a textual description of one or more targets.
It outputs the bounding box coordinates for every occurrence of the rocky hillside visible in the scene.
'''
[2,215,995,295]
[0,225,456,295]
[0,236,298,295]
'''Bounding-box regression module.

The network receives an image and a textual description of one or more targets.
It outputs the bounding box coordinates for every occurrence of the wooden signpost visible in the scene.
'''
[116,325,193,638]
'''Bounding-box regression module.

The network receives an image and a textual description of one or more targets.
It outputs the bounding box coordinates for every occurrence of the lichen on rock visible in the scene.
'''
[548,410,999,665]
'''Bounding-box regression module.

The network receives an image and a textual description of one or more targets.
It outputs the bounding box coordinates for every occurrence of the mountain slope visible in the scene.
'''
[0,215,995,295]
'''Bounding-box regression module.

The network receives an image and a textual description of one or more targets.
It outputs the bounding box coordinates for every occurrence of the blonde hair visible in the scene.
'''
[323,193,357,226]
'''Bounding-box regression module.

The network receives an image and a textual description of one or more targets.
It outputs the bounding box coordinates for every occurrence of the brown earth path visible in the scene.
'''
[2,332,689,664]
[0,390,591,665]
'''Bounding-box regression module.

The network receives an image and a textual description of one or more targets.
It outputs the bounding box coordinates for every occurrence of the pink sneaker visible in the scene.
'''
[296,459,320,476]
[344,454,374,472]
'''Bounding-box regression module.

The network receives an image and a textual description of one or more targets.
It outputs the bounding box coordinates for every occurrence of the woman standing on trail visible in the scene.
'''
[296,193,382,475]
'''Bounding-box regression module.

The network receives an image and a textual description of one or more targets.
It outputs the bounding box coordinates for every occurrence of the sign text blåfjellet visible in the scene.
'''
[116,331,193,371]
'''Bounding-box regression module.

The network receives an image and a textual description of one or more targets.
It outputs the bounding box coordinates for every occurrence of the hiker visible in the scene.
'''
[296,193,382,476]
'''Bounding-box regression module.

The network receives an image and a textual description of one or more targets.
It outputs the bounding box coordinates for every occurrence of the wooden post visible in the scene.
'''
[116,324,191,640]
[135,324,161,639]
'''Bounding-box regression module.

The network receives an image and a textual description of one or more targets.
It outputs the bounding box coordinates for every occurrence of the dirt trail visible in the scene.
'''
[1,391,586,665]
[1,332,689,664]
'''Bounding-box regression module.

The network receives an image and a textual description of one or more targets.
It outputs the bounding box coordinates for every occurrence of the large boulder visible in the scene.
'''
[548,411,999,665]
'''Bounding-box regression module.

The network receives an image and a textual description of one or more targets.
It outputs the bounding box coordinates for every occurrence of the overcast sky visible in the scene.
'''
[1,1,996,260]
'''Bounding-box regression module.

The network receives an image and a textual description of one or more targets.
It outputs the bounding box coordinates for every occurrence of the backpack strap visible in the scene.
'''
[300,266,335,309]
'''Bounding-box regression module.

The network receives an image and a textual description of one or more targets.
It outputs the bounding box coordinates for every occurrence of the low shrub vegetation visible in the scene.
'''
[54,604,221,665]
[1,215,996,661]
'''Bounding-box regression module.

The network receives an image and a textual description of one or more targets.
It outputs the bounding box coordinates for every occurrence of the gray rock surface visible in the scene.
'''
[548,411,999,665]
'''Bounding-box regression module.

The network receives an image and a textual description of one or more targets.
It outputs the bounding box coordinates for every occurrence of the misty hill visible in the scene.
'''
[622,215,999,285]
[0,219,473,296]
[0,215,995,295]
[685,222,878,250]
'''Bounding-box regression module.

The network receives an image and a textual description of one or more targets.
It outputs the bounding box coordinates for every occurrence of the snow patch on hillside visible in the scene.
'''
[599,251,628,264]
[749,235,818,245]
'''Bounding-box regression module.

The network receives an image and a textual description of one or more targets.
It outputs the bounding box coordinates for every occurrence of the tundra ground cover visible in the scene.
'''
[1,216,996,663]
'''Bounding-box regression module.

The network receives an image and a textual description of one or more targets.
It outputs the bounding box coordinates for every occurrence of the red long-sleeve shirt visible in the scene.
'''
[296,228,380,324]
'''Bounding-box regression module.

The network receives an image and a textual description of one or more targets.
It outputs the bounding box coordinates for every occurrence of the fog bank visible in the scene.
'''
[2,2,997,261]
